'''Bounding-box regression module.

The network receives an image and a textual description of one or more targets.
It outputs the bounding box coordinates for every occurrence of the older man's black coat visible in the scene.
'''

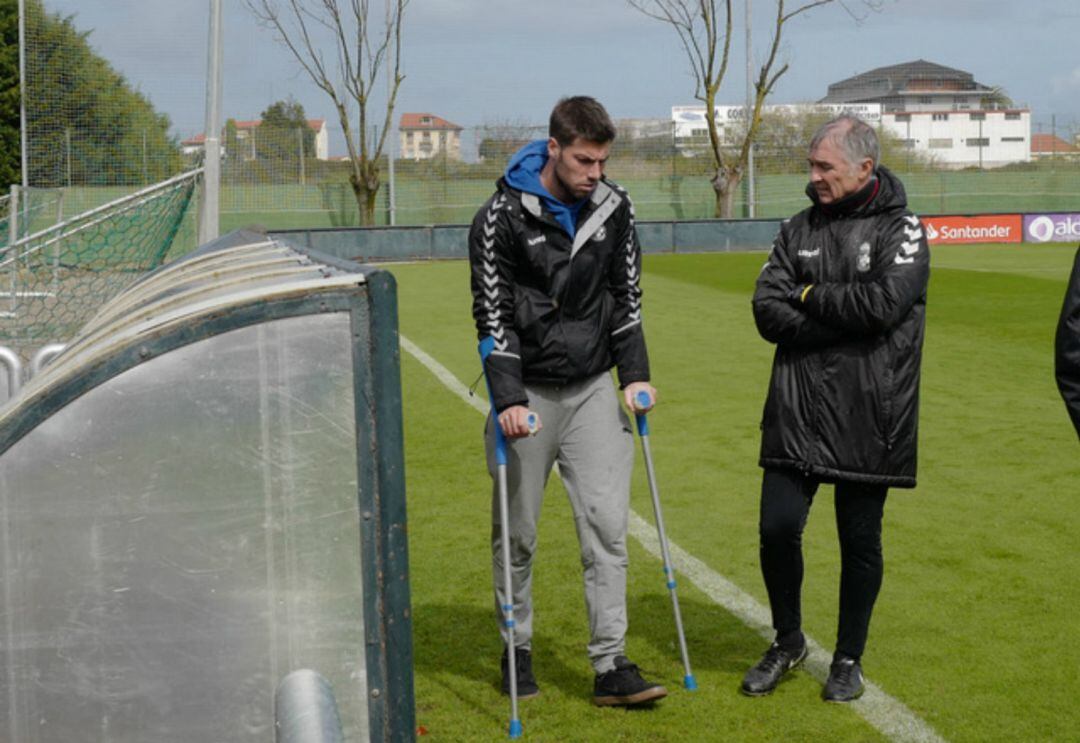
[1056,247,1080,441]
[752,167,930,488]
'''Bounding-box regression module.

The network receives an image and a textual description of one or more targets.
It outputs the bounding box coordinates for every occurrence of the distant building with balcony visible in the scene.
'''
[820,59,1030,169]
[399,113,463,161]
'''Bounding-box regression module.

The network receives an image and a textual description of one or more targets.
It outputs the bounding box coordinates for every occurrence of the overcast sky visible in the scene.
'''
[43,0,1080,154]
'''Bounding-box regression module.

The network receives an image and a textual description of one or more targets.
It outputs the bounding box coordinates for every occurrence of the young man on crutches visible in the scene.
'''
[469,96,667,708]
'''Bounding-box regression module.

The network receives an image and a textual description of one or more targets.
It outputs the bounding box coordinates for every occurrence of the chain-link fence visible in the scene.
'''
[0,170,199,360]
[208,119,1080,229]
[17,1,1080,235]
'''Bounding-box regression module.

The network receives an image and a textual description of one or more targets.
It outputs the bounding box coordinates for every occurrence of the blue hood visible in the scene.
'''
[504,139,586,238]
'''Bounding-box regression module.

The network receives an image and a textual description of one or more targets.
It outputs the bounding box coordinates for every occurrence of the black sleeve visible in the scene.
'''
[1056,246,1080,441]
[468,193,528,412]
[752,222,850,348]
[802,212,930,335]
[606,195,650,387]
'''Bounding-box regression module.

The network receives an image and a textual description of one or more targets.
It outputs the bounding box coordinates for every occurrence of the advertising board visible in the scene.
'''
[922,215,1023,245]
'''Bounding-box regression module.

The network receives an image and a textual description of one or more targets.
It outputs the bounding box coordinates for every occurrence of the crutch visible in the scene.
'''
[633,389,697,691]
[478,336,539,738]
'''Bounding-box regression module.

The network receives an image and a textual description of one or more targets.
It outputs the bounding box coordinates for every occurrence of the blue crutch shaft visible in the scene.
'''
[633,389,698,690]
[479,336,523,737]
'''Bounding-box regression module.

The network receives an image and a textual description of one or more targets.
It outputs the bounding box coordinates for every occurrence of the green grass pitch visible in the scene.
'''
[389,242,1079,742]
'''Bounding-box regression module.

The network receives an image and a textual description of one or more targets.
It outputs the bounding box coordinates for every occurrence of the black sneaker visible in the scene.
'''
[592,656,668,707]
[740,641,808,696]
[500,647,540,699]
[823,655,864,702]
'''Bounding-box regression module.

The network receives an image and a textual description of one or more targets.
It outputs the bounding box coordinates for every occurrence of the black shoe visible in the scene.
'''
[740,641,808,696]
[823,655,864,702]
[500,647,540,699]
[592,656,668,707]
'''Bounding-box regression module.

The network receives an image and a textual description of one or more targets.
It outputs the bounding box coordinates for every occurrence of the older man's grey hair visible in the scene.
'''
[809,115,880,171]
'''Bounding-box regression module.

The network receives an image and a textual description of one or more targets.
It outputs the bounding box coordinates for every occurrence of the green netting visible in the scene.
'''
[0,171,199,360]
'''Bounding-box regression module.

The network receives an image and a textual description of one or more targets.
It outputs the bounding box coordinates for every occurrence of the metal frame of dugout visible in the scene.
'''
[0,230,413,742]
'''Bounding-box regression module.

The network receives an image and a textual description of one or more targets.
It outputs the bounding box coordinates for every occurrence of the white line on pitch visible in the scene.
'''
[400,334,946,743]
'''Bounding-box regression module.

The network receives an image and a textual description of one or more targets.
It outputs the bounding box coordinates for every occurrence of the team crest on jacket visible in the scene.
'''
[592,225,607,242]
[856,242,871,273]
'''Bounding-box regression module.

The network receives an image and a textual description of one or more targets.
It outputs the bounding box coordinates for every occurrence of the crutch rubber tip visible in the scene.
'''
[684,674,698,690]
[509,719,523,738]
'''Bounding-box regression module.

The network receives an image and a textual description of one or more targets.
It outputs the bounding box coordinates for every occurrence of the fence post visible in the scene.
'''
[198,0,223,245]
[65,128,72,188]
[8,185,18,315]
[51,189,64,293]
[298,127,306,186]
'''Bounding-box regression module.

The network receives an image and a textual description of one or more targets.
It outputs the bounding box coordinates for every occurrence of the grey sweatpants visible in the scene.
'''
[485,372,634,674]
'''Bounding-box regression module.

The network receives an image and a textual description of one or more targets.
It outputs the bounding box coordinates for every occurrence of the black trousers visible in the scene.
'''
[759,467,888,661]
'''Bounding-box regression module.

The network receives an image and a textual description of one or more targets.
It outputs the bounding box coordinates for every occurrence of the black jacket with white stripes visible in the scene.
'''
[469,176,649,413]
[1056,246,1080,442]
[752,166,930,487]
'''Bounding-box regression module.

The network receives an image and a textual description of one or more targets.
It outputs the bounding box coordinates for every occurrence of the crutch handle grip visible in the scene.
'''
[526,411,540,435]
[633,390,652,436]
[634,390,653,410]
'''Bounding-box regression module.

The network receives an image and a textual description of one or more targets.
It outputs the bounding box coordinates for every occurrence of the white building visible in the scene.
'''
[671,61,1031,169]
[882,109,1029,168]
[820,60,1030,169]
[399,113,463,161]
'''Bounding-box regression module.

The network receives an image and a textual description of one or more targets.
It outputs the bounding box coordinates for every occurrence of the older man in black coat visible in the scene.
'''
[743,116,930,703]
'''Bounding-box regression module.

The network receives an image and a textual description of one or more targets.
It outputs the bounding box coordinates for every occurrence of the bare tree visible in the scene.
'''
[628,0,877,218]
[245,0,407,225]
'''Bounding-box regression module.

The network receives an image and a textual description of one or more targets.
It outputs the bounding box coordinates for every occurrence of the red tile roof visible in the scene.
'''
[1031,133,1078,154]
[181,118,325,146]
[399,113,463,131]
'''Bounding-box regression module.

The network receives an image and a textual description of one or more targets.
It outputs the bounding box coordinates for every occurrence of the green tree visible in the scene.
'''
[259,98,315,157]
[980,86,1013,111]
[255,98,315,169]
[750,108,929,175]
[224,118,240,160]
[23,0,181,187]
[0,0,20,187]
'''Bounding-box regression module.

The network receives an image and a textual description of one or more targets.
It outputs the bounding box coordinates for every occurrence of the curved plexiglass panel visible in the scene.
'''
[0,312,367,742]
